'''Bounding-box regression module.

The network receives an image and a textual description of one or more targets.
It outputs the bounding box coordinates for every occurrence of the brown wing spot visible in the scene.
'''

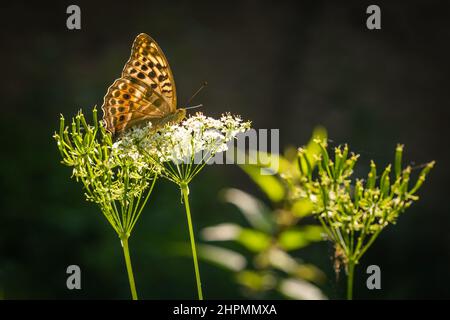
[110,107,116,115]
[123,93,130,100]
[149,70,156,78]
[130,69,137,74]
[110,98,116,104]
[134,61,141,67]
[142,57,147,62]
[151,83,157,89]
[148,61,154,68]
[154,98,162,107]
[156,63,162,69]
[158,75,166,81]
[119,115,125,122]
[141,65,148,71]
[113,91,120,97]
[128,88,135,94]
[118,106,125,112]
[137,72,145,79]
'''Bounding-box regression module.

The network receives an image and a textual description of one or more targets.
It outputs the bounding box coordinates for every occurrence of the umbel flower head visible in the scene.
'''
[116,112,251,188]
[53,108,158,238]
[295,139,435,266]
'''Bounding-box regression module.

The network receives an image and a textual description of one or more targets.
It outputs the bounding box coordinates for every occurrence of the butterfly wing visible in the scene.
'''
[102,33,177,134]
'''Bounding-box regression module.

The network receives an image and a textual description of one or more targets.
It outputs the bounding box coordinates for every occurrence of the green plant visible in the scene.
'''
[53,108,158,299]
[200,128,328,299]
[294,140,435,299]
[85,112,251,300]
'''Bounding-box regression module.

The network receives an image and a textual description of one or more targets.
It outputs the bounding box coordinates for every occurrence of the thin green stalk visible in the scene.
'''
[181,184,203,300]
[347,259,355,300]
[120,236,138,300]
[356,229,382,261]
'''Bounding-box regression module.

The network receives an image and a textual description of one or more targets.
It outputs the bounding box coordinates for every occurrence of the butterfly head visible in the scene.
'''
[160,108,186,126]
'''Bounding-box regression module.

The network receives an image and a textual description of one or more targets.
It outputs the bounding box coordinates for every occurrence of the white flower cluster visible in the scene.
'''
[111,122,153,170]
[116,112,251,165]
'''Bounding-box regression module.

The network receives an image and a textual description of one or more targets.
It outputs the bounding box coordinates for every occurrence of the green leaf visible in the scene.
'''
[278,226,323,251]
[291,198,314,217]
[237,228,271,252]
[278,278,326,300]
[240,164,285,202]
[198,244,247,272]
[278,230,309,250]
[236,270,273,292]
[222,188,273,233]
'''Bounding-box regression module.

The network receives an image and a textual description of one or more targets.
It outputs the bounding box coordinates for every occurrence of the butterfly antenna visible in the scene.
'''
[185,104,203,110]
[186,81,208,106]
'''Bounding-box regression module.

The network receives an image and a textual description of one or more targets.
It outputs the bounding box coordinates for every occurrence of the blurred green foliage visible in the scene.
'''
[200,128,328,299]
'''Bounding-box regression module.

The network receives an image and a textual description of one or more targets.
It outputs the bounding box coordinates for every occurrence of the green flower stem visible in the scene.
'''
[355,229,382,262]
[347,259,356,300]
[181,184,203,300]
[120,236,138,300]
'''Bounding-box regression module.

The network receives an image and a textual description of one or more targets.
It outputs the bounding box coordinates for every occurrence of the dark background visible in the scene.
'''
[1,0,449,299]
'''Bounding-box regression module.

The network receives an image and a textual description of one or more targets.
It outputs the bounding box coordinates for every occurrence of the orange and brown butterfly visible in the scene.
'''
[101,33,186,136]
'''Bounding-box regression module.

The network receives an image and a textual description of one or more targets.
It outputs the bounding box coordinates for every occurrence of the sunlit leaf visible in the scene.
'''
[291,198,314,217]
[237,228,271,252]
[293,264,326,284]
[301,225,324,242]
[278,226,324,251]
[236,270,275,292]
[201,223,241,241]
[222,188,273,233]
[240,164,285,202]
[278,278,327,300]
[198,244,247,272]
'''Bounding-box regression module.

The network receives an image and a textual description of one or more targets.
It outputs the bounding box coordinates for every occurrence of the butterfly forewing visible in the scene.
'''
[101,33,178,135]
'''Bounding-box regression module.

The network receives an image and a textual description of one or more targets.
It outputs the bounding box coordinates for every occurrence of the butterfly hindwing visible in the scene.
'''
[102,78,168,134]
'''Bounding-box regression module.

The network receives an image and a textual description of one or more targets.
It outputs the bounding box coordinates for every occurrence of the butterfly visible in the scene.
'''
[101,33,186,136]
